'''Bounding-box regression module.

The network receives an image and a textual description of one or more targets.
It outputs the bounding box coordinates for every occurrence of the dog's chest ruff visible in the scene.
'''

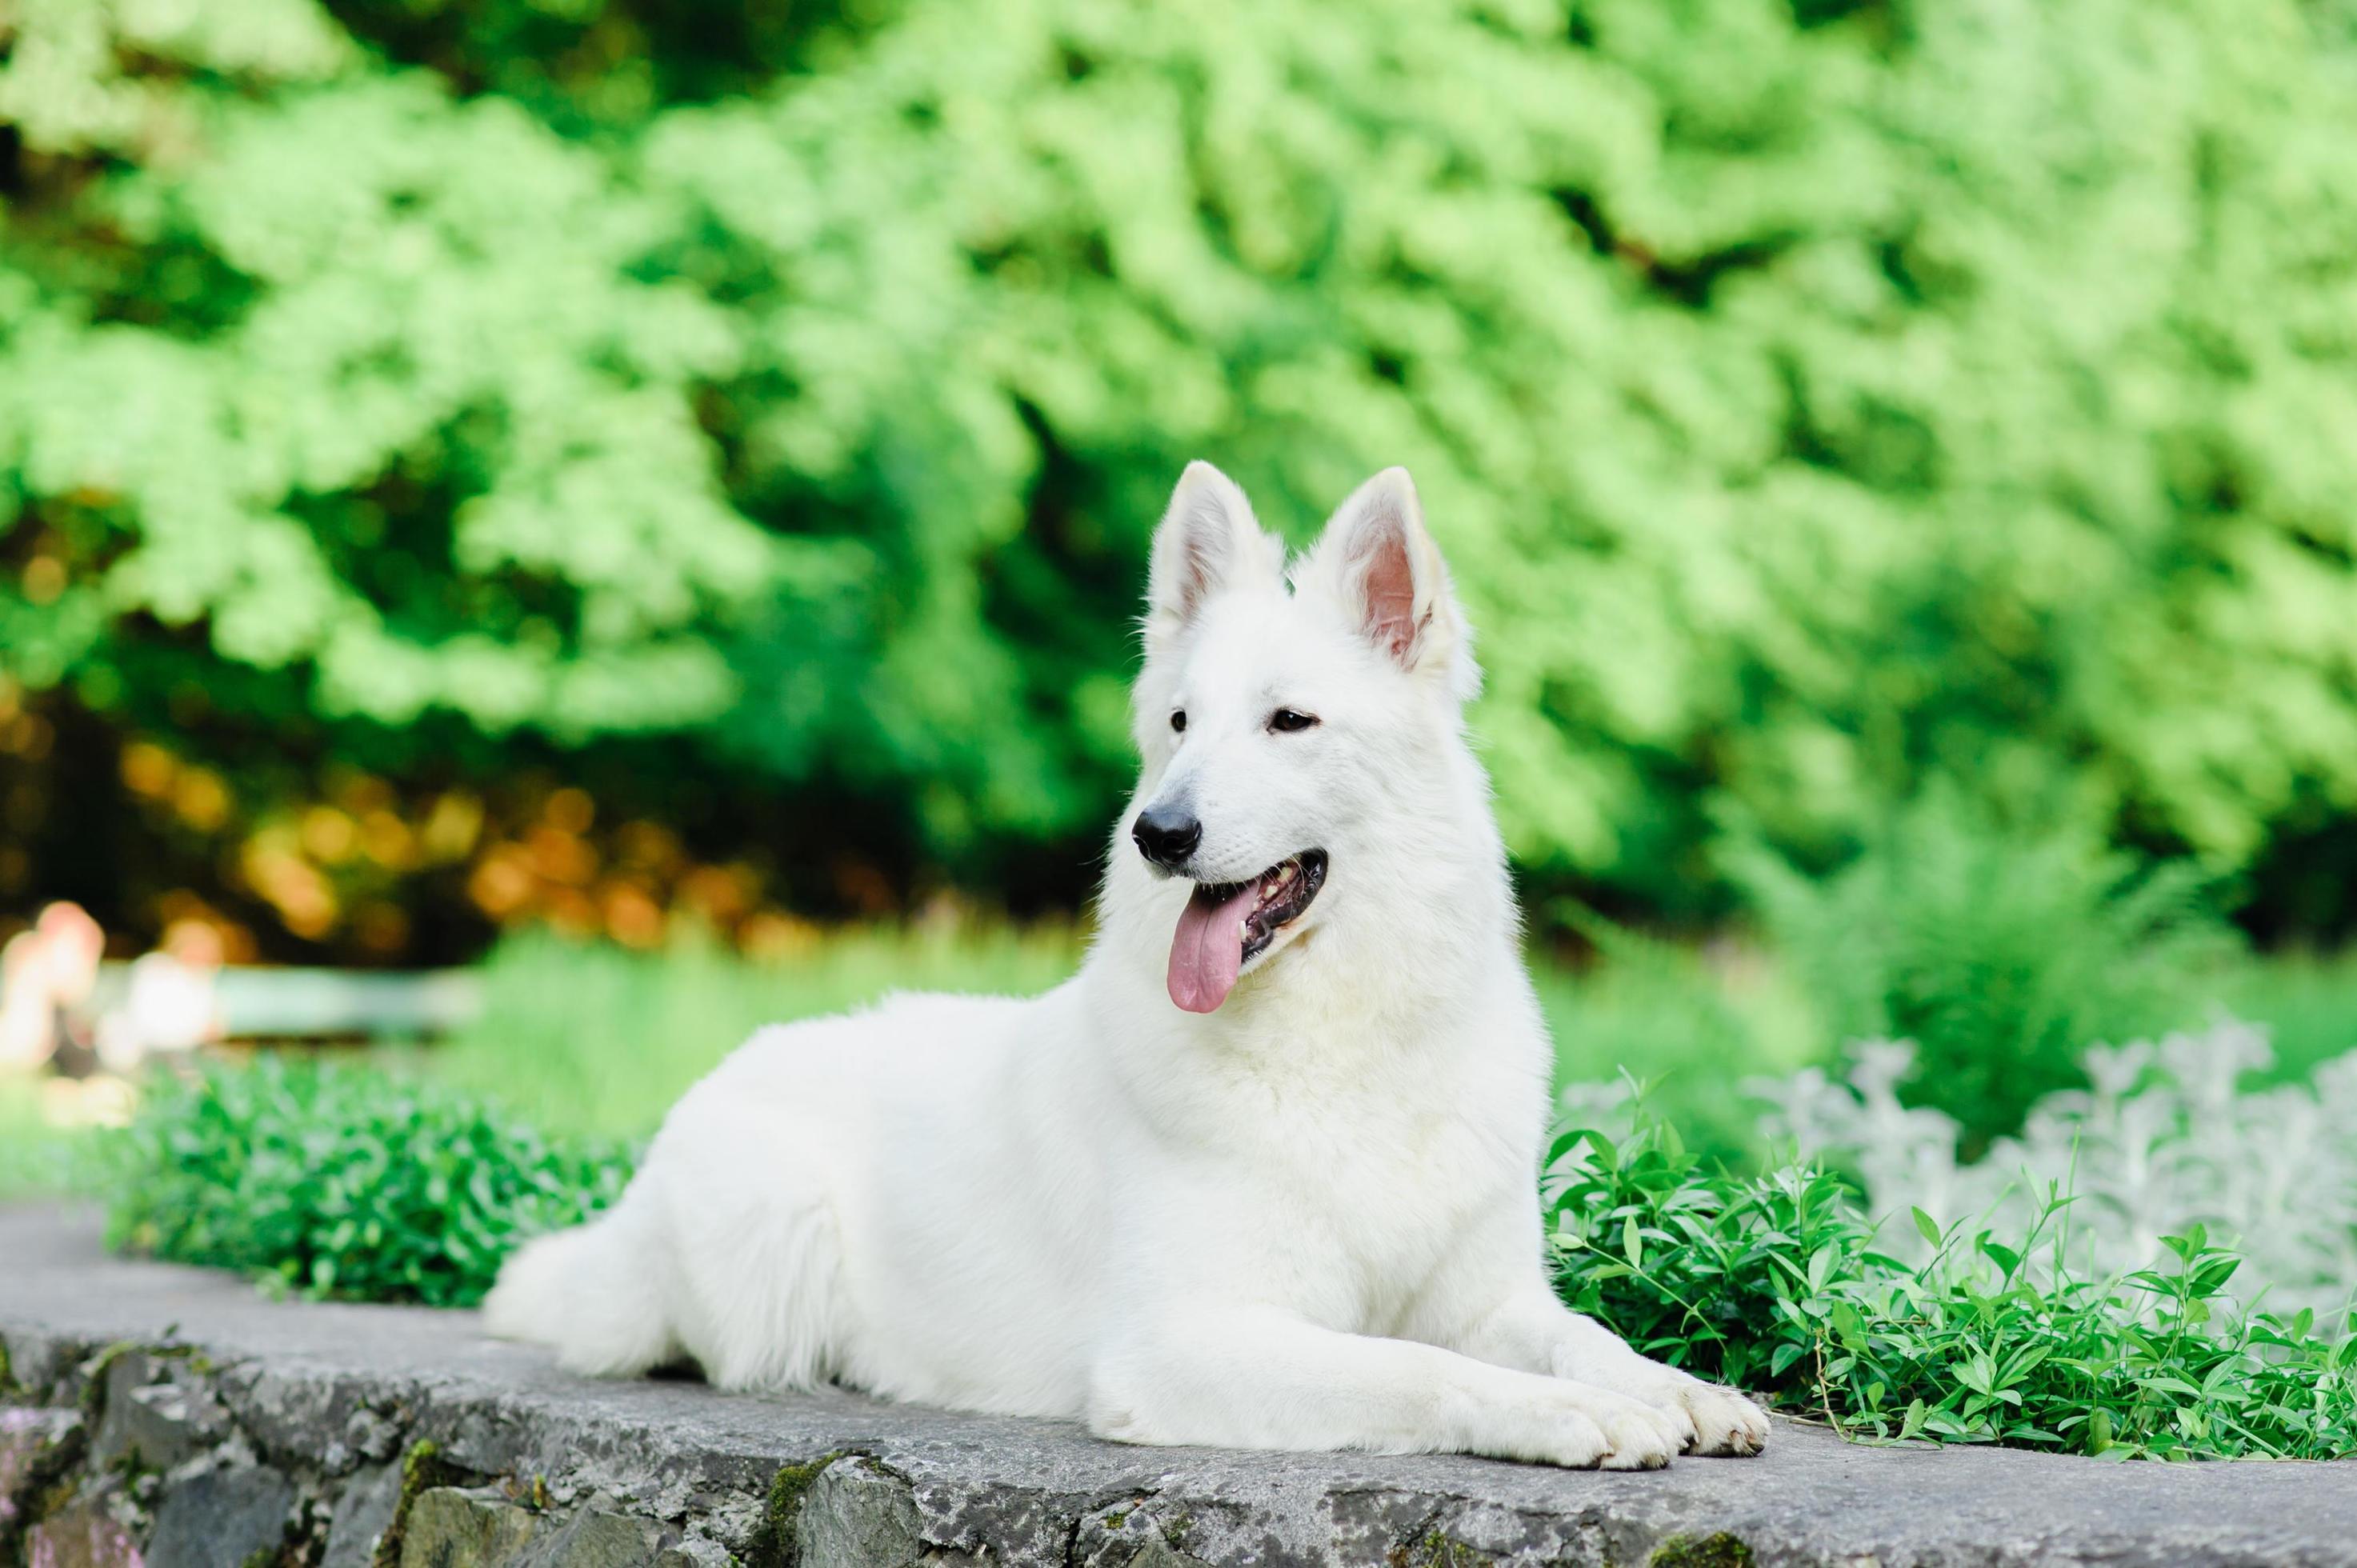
[1217,1064,1524,1276]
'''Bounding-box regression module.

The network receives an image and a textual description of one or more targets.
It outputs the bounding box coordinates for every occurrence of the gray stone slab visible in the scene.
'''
[92,1356,230,1474]
[323,1458,405,1568]
[799,1456,922,1568]
[5,1203,2357,1567]
[403,1486,546,1568]
[146,1464,299,1568]
[514,1506,664,1568]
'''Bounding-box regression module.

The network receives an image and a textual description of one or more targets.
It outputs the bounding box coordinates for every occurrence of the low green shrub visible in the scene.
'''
[1547,1104,2357,1460]
[1726,791,2239,1154]
[106,1056,633,1306]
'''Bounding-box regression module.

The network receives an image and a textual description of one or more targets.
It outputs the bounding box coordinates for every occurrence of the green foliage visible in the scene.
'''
[106,1055,632,1306]
[1729,791,2240,1152]
[7,0,2357,935]
[1548,1106,2357,1460]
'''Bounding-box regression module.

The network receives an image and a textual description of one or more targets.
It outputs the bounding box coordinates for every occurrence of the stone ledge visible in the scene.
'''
[4,1206,2355,1568]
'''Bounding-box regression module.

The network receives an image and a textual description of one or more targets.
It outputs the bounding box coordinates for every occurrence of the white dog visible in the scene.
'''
[486,463,1770,1469]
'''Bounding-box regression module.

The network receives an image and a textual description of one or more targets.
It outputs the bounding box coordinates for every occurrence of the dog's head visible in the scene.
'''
[1124,461,1482,1014]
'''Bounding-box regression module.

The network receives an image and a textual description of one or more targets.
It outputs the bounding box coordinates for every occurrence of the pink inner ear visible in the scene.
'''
[1178,522,1221,618]
[1355,518,1421,663]
[1169,495,1243,622]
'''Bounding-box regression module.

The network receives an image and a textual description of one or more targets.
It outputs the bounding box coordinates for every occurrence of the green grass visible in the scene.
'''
[402,921,2357,1160]
[425,922,1811,1149]
[14,914,2351,1198]
[2228,949,2357,1083]
[0,1076,85,1199]
[418,923,1084,1139]
[1534,924,1819,1164]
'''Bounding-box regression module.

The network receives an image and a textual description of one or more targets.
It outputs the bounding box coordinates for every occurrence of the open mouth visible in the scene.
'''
[1166,850,1328,1014]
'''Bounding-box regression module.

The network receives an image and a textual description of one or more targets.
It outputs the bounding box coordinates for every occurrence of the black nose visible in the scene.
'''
[1132,806,1203,870]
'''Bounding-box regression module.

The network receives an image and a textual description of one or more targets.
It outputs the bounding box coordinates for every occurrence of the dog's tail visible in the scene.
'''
[483,1200,674,1377]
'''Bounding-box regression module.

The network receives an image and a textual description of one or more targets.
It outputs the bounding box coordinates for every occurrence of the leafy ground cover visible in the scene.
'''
[1547,1101,2357,1460]
[102,1040,2357,1459]
[1759,1022,2357,1328]
[105,1055,630,1306]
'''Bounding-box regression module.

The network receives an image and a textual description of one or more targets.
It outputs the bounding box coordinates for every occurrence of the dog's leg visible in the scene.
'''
[1089,1305,1687,1469]
[1451,1288,1770,1458]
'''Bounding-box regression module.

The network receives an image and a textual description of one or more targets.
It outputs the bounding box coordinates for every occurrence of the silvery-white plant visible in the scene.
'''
[1744,1019,2357,1325]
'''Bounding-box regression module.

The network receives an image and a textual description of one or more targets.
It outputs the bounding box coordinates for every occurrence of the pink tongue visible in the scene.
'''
[1167,878,1263,1013]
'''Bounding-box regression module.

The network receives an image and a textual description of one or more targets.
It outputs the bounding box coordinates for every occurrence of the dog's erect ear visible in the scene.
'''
[1146,462,1282,650]
[1303,467,1475,695]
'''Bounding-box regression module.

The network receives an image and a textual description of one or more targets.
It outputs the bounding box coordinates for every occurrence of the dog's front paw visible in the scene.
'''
[1569,1358,1769,1458]
[1637,1372,1769,1457]
[1542,1386,1686,1470]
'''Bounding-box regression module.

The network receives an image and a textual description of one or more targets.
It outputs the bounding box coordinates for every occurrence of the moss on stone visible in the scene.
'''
[1647,1532,1753,1568]
[372,1439,460,1568]
[104,1442,153,1485]
[1390,1530,1494,1568]
[745,1451,843,1568]
[76,1341,141,1425]
[33,1475,81,1524]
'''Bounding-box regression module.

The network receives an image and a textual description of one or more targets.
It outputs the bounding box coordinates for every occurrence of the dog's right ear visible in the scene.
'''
[1145,462,1281,652]
[1299,467,1477,700]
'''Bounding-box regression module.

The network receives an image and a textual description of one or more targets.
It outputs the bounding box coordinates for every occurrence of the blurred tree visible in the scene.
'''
[3,0,2355,952]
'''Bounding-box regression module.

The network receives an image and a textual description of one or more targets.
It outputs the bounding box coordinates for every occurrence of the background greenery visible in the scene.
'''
[7,0,2357,969]
[13,0,2357,1463]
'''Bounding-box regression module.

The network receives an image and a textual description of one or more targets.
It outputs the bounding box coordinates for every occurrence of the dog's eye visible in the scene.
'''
[1268,708,1319,734]
[1170,710,1187,734]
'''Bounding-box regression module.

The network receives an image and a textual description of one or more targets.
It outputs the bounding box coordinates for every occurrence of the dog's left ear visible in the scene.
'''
[1303,468,1476,698]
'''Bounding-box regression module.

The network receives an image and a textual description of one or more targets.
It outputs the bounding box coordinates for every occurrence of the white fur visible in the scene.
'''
[485,462,1769,1470]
